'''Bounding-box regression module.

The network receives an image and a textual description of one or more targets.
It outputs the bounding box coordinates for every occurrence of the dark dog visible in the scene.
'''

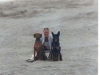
[50,31,62,61]
[33,33,47,61]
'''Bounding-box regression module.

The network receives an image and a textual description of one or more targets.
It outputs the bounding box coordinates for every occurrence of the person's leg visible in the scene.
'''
[43,45,50,52]
[43,45,49,50]
[43,45,51,60]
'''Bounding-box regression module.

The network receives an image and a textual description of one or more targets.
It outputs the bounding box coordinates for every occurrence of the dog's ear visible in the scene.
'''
[33,34,36,38]
[57,31,60,36]
[40,34,42,38]
[52,32,54,36]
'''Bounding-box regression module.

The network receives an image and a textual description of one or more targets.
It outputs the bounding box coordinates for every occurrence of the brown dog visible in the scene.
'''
[34,33,47,61]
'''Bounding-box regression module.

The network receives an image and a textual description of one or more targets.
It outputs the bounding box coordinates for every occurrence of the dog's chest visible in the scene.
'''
[34,45,39,48]
[52,42,60,50]
[34,42,42,49]
[52,42,59,47]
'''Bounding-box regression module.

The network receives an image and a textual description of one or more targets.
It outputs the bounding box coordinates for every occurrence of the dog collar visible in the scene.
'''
[35,38,40,42]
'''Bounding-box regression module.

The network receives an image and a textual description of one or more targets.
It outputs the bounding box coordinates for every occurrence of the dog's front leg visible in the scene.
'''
[34,49,36,61]
[52,54,54,61]
[58,54,60,61]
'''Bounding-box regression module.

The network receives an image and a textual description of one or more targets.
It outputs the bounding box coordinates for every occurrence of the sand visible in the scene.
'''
[0,0,98,75]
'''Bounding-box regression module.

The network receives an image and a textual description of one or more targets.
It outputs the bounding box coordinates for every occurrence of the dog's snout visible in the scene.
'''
[54,37,58,41]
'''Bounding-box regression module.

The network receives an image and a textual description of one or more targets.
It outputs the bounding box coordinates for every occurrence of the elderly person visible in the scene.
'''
[27,27,53,62]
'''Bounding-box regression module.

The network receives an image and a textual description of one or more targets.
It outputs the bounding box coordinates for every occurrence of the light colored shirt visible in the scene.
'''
[43,42,50,49]
[40,34,53,51]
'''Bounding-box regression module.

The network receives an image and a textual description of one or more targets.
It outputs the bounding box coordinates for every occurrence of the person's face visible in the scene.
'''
[43,30,49,37]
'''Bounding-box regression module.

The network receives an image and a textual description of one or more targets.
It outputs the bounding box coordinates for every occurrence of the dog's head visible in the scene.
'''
[34,33,42,38]
[52,31,60,42]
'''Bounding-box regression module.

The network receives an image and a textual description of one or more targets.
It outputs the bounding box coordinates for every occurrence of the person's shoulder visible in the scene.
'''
[49,34,53,38]
[41,34,44,38]
[41,34,44,36]
[49,33,52,36]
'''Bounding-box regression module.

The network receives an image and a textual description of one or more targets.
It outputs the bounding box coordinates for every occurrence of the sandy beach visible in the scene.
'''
[0,0,98,75]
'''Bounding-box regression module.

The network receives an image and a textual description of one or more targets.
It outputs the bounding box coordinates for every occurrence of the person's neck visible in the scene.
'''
[45,37,48,38]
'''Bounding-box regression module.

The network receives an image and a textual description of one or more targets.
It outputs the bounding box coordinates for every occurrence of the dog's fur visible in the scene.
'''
[34,33,47,61]
[50,31,62,61]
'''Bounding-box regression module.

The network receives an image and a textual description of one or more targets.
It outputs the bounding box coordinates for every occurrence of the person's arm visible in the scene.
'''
[50,34,53,44]
[49,34,53,51]
[40,34,44,44]
[40,37,42,42]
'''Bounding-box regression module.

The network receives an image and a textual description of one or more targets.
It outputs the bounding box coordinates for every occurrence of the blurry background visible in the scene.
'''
[0,0,98,75]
